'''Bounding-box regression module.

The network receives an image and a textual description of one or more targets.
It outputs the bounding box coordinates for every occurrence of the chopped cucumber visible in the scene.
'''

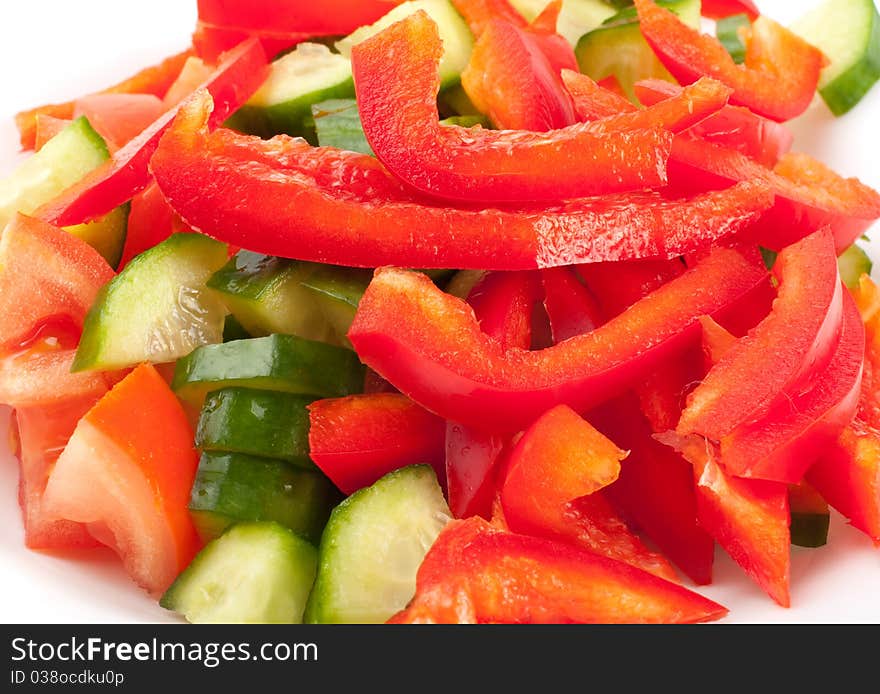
[207,251,337,344]
[189,452,338,544]
[72,233,228,372]
[440,114,492,127]
[444,269,487,299]
[575,0,702,102]
[312,99,374,155]
[510,0,619,46]
[172,334,365,405]
[196,387,314,468]
[0,116,127,267]
[437,83,484,118]
[789,482,830,548]
[838,243,873,290]
[336,0,474,89]
[222,314,252,342]
[299,266,373,347]
[305,465,451,624]
[160,522,318,624]
[226,43,354,142]
[792,0,880,116]
[717,13,750,64]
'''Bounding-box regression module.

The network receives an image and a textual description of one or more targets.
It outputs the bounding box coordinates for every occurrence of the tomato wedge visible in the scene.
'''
[73,94,164,151]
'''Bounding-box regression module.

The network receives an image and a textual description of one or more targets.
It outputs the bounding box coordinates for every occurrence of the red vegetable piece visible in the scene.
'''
[308,393,446,495]
[540,267,602,343]
[701,0,760,20]
[192,21,310,63]
[73,94,164,151]
[35,38,268,227]
[348,248,768,431]
[389,517,728,624]
[33,116,73,152]
[118,183,175,269]
[633,0,826,122]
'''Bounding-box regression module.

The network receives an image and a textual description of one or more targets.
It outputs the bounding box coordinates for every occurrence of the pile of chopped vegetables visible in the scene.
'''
[2,0,880,624]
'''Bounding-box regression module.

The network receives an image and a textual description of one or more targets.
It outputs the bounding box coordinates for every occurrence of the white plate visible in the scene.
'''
[1,1,879,624]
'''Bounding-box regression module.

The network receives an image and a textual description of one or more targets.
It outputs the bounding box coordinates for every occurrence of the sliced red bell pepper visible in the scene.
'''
[352,11,689,202]
[540,267,602,343]
[348,247,768,432]
[719,291,864,483]
[35,38,268,227]
[42,363,202,595]
[192,21,310,63]
[196,0,404,37]
[151,93,773,270]
[308,393,446,495]
[389,517,727,624]
[562,69,634,121]
[662,433,791,607]
[634,78,794,167]
[118,183,175,269]
[633,0,826,122]
[446,271,538,519]
[594,399,715,585]
[699,315,739,368]
[15,49,193,151]
[702,0,760,20]
[501,404,679,582]
[679,228,844,445]
[452,0,527,35]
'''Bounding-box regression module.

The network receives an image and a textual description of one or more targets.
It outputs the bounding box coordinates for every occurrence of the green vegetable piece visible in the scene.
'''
[789,483,830,548]
[838,243,873,290]
[440,114,492,128]
[160,521,319,624]
[222,314,252,342]
[717,13,750,64]
[312,99,374,155]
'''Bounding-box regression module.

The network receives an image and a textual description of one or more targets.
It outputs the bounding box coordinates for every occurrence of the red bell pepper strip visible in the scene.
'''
[389,517,728,624]
[702,0,760,20]
[151,94,773,271]
[348,247,769,432]
[452,0,527,34]
[308,393,446,495]
[633,0,826,122]
[634,78,794,167]
[719,291,864,483]
[501,404,679,582]
[465,271,539,351]
[192,21,310,63]
[352,11,688,203]
[661,433,791,607]
[14,49,193,151]
[678,228,844,445]
[118,183,175,269]
[540,267,602,343]
[699,315,739,368]
[196,0,404,37]
[807,276,880,543]
[35,39,268,228]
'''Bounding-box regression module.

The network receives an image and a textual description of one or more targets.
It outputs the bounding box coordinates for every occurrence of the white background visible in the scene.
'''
[1,1,879,623]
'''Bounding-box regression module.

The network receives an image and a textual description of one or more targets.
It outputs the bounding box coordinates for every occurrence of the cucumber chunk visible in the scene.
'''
[226,42,354,141]
[510,0,618,46]
[196,387,314,467]
[160,522,318,624]
[207,251,337,344]
[72,233,228,372]
[222,314,252,342]
[311,99,374,155]
[336,0,474,89]
[0,116,127,267]
[305,465,451,624]
[189,452,338,544]
[792,0,880,116]
[299,265,373,347]
[717,13,750,64]
[838,243,873,290]
[172,333,365,405]
[575,0,701,102]
[789,482,830,548]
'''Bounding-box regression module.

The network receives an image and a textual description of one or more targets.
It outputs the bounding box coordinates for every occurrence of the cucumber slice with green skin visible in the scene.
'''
[717,13,750,65]
[196,387,314,467]
[838,243,873,289]
[207,251,338,344]
[440,114,492,128]
[792,0,880,116]
[189,452,339,545]
[336,0,474,89]
[300,265,374,346]
[222,314,252,342]
[312,99,374,155]
[510,0,618,46]
[437,83,484,118]
[226,43,354,142]
[304,465,451,624]
[172,333,365,405]
[0,116,127,267]
[72,233,228,372]
[160,521,318,624]
[575,0,701,102]
[789,483,830,548]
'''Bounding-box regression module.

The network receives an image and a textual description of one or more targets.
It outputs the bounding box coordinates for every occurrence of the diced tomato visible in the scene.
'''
[41,364,202,595]
[118,183,175,269]
[73,94,164,151]
[34,115,73,152]
[162,56,214,108]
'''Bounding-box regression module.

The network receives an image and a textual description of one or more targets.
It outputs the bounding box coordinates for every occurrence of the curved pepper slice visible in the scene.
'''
[679,228,844,444]
[348,247,768,432]
[540,267,602,344]
[501,404,679,582]
[389,517,727,624]
[192,21,310,63]
[352,11,684,202]
[701,0,760,20]
[151,93,772,271]
[633,0,826,122]
[35,39,268,227]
